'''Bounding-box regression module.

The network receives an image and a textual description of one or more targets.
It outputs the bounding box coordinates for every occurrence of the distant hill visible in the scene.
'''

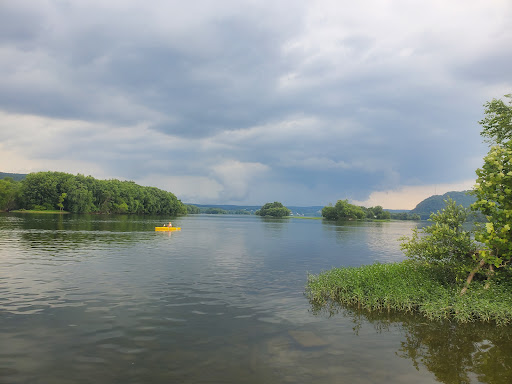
[410,191,476,220]
[288,206,324,217]
[0,172,27,181]
[188,204,324,216]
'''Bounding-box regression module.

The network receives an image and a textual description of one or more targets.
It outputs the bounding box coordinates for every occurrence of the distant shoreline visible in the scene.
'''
[9,210,70,214]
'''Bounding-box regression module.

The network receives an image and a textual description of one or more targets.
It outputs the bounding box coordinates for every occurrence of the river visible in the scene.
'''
[0,213,510,383]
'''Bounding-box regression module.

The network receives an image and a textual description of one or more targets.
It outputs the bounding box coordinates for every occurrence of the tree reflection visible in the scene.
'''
[310,303,512,384]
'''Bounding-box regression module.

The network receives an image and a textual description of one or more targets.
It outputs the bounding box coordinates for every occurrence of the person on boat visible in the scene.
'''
[167,222,172,227]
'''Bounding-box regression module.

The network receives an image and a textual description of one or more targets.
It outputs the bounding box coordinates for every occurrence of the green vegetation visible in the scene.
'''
[307,94,512,324]
[202,207,228,214]
[410,191,476,220]
[0,177,21,211]
[1,171,186,215]
[13,209,69,214]
[0,172,27,182]
[479,93,512,145]
[470,94,512,281]
[322,200,366,220]
[400,199,478,265]
[186,204,201,214]
[364,205,391,220]
[255,202,291,217]
[306,261,512,325]
[389,212,421,220]
[322,200,392,221]
[185,204,254,214]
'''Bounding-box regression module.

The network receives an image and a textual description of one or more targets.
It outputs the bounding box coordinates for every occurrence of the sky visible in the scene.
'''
[1,0,511,209]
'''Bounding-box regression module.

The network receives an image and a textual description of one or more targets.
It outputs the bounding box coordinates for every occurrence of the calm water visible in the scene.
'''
[1,213,511,384]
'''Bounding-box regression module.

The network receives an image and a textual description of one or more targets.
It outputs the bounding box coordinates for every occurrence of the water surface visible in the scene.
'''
[0,213,510,383]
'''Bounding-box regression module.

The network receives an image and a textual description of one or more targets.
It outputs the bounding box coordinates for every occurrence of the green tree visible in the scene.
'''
[57,192,67,212]
[19,171,60,210]
[479,94,512,145]
[471,143,512,272]
[400,198,478,265]
[14,171,186,215]
[256,202,291,217]
[367,206,391,220]
[468,93,512,292]
[186,205,200,214]
[67,185,94,213]
[401,94,512,294]
[321,199,366,220]
[202,207,228,214]
[321,204,337,220]
[0,177,20,211]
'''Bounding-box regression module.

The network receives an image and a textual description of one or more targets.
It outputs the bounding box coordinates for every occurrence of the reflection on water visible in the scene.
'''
[310,301,512,384]
[321,220,418,265]
[1,213,509,383]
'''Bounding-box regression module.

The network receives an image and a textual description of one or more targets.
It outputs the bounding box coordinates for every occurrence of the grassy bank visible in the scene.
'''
[11,209,69,214]
[305,261,512,325]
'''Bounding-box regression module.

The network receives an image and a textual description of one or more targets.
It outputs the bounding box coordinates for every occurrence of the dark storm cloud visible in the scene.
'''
[0,0,510,207]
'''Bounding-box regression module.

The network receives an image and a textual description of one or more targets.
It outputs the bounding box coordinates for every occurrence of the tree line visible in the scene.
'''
[321,199,402,221]
[255,202,291,217]
[0,171,186,215]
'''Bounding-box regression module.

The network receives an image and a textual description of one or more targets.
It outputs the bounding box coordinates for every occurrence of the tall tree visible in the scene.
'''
[479,94,512,145]
[0,178,20,211]
[471,143,512,272]
[469,93,512,292]
[321,200,366,220]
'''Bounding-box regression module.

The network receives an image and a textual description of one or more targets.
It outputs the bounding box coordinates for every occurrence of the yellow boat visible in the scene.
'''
[155,226,181,231]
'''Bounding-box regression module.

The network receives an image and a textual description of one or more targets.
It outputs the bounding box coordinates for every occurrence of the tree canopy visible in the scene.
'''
[471,141,512,269]
[400,198,478,264]
[470,94,512,275]
[0,177,20,211]
[255,202,291,217]
[10,171,186,215]
[321,200,366,220]
[479,94,512,145]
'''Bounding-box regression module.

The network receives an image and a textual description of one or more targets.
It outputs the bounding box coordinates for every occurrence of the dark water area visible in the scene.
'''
[0,213,511,383]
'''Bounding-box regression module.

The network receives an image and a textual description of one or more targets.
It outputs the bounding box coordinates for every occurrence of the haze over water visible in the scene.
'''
[1,213,510,383]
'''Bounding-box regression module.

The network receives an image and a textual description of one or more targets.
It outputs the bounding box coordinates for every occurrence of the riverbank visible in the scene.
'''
[10,209,69,214]
[305,261,512,325]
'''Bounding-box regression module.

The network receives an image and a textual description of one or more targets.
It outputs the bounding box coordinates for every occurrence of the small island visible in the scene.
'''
[307,94,512,325]
[255,201,291,218]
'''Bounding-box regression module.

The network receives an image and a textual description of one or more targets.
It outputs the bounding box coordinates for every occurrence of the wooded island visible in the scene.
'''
[0,172,186,215]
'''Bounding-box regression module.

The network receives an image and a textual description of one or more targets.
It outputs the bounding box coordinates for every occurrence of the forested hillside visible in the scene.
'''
[0,172,27,181]
[410,191,476,219]
[0,171,186,215]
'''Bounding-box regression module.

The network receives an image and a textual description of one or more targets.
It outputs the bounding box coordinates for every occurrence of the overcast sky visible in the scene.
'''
[1,0,511,208]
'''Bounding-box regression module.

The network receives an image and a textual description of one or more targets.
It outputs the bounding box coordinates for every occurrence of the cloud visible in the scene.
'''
[0,0,510,207]
[351,179,477,210]
[210,160,270,202]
